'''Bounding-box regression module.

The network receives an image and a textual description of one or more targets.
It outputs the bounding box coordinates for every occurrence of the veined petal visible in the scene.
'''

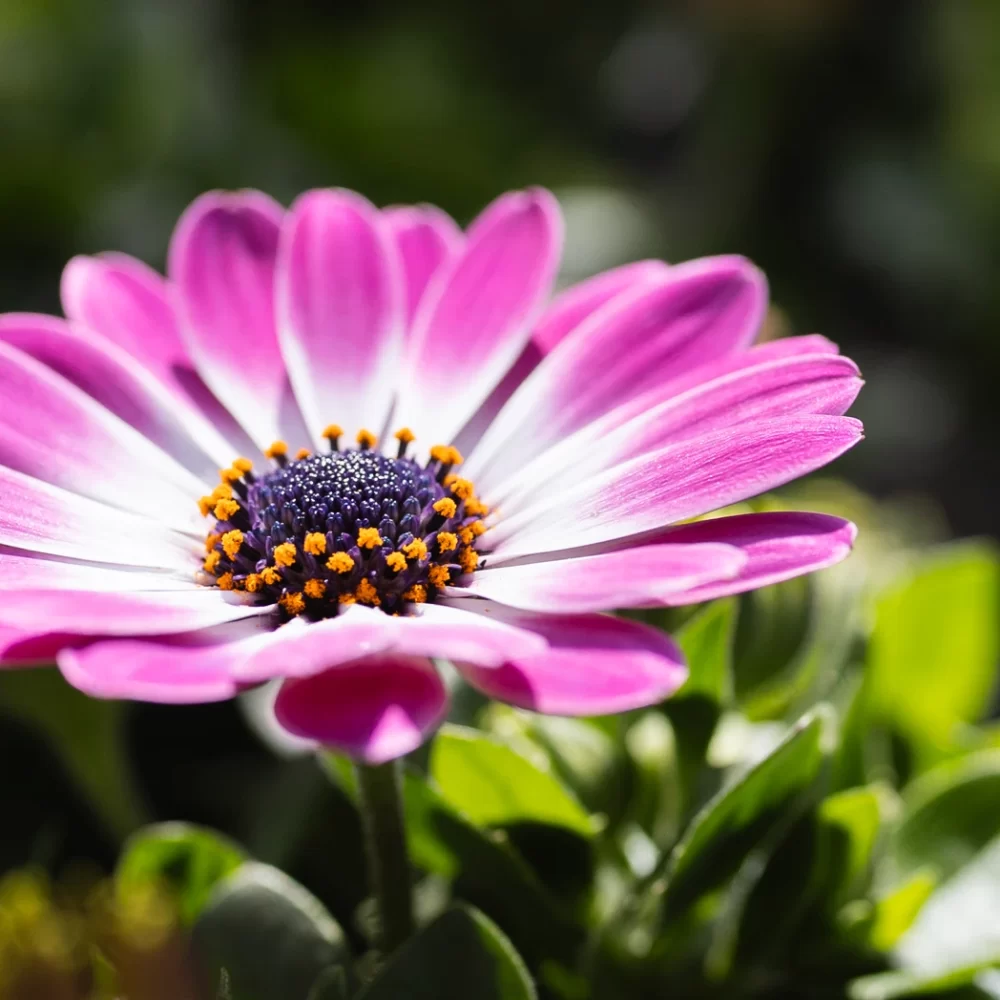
[465,256,768,491]
[0,313,237,481]
[274,655,448,763]
[487,414,863,561]
[395,188,563,448]
[449,604,687,715]
[456,542,746,613]
[58,625,277,703]
[0,340,206,533]
[382,204,464,325]
[0,465,197,569]
[653,511,858,603]
[233,601,547,682]
[61,252,188,387]
[490,351,861,511]
[532,259,671,355]
[169,190,307,450]
[454,259,670,454]
[0,550,201,592]
[277,189,405,445]
[0,589,273,635]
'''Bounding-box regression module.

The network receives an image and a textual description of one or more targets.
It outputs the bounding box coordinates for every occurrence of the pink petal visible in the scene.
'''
[58,627,276,703]
[276,189,404,444]
[61,252,188,387]
[654,511,858,603]
[490,350,861,511]
[0,313,235,481]
[457,542,745,613]
[466,256,768,491]
[0,339,204,532]
[532,260,671,355]
[395,188,563,447]
[450,605,687,715]
[274,655,448,763]
[0,627,76,665]
[0,588,271,635]
[0,464,196,569]
[0,550,199,592]
[488,414,863,561]
[233,601,547,682]
[382,204,464,325]
[454,259,670,454]
[169,190,306,450]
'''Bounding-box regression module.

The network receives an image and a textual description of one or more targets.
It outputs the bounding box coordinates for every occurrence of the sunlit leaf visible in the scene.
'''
[116,822,246,926]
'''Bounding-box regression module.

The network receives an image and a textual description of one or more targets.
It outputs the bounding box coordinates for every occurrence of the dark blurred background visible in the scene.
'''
[0,0,998,907]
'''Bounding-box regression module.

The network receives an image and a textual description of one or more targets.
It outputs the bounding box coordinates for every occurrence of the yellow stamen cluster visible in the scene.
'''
[428,565,450,588]
[264,440,288,460]
[273,542,297,567]
[327,552,355,574]
[304,579,327,599]
[437,532,458,553]
[402,539,428,561]
[394,427,415,444]
[355,579,381,606]
[303,532,327,556]
[221,530,244,560]
[433,497,457,518]
[357,527,382,549]
[280,592,306,616]
[386,552,407,573]
[356,428,377,449]
[403,584,428,603]
[430,444,464,466]
[295,447,311,461]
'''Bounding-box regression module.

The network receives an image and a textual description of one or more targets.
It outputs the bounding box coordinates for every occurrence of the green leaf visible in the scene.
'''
[192,862,350,1000]
[430,725,595,837]
[884,750,1000,887]
[661,705,832,918]
[116,822,246,925]
[0,667,143,837]
[358,906,536,1000]
[819,783,897,907]
[317,752,583,966]
[674,598,737,703]
[866,872,938,952]
[867,542,1000,762]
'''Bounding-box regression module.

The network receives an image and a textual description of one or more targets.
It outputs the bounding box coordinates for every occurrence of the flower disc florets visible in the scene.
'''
[198,428,486,617]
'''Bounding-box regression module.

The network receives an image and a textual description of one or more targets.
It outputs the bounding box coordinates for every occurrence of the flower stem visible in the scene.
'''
[355,759,415,954]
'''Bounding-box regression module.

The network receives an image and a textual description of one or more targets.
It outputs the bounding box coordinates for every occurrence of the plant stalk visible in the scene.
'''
[354,759,415,954]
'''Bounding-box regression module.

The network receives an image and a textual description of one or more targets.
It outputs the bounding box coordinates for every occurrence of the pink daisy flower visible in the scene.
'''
[0,187,862,763]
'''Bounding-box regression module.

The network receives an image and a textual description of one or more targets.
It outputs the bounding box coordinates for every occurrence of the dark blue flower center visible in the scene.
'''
[198,432,486,618]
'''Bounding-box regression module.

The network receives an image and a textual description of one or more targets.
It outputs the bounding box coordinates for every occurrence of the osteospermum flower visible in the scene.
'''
[0,187,862,762]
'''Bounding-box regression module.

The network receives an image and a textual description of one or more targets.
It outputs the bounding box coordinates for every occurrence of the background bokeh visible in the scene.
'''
[1,1,999,992]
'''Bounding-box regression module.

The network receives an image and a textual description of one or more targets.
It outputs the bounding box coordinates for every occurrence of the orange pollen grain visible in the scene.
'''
[219,467,242,483]
[403,584,428,603]
[326,552,355,574]
[323,424,343,440]
[394,427,415,444]
[401,539,428,561]
[244,573,263,593]
[213,498,240,521]
[264,440,288,459]
[465,498,488,517]
[295,448,311,461]
[232,457,253,474]
[459,548,479,573]
[357,527,382,549]
[221,529,244,560]
[260,566,281,586]
[428,565,450,588]
[355,579,381,606]
[459,527,474,545]
[437,532,458,553]
[356,428,377,449]
[216,572,234,591]
[280,592,306,615]
[385,552,407,573]
[433,497,457,518]
[304,579,327,599]
[273,542,297,567]
[448,478,475,500]
[211,483,233,500]
[204,532,221,552]
[203,550,221,573]
[303,532,327,556]
[338,593,356,605]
